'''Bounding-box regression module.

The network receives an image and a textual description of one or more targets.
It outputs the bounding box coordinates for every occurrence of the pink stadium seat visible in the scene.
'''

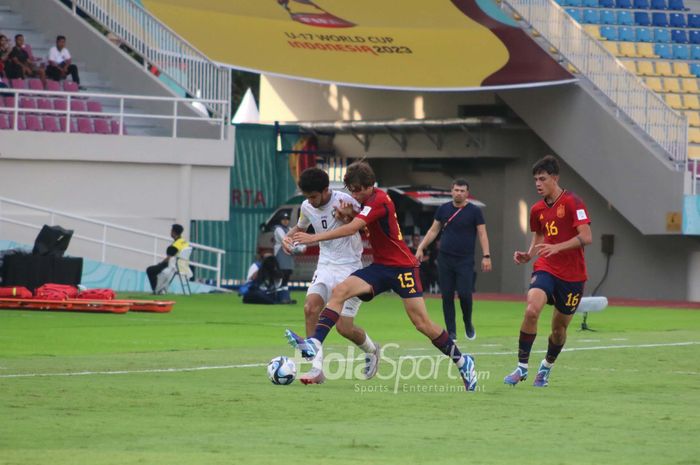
[27,79,43,91]
[9,79,26,89]
[63,81,79,92]
[19,97,37,111]
[59,117,78,133]
[41,116,60,132]
[77,117,93,133]
[45,80,61,92]
[110,120,124,135]
[93,118,110,134]
[4,96,16,108]
[70,100,87,113]
[0,114,10,130]
[37,98,52,112]
[52,99,67,111]
[86,101,103,113]
[16,115,26,131]
[23,115,42,131]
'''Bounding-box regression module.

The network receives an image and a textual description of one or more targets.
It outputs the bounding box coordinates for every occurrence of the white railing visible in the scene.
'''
[0,87,228,139]
[0,196,225,287]
[501,0,688,164]
[68,0,230,119]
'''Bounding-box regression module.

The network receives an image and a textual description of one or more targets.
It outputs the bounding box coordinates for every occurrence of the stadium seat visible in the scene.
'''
[673,61,694,77]
[19,97,37,111]
[616,0,633,7]
[59,117,78,133]
[70,100,87,113]
[672,29,688,43]
[670,13,687,27]
[41,116,60,132]
[655,43,673,58]
[600,10,616,24]
[691,45,700,59]
[45,80,61,92]
[668,0,687,10]
[656,61,674,76]
[619,42,638,56]
[27,79,43,91]
[645,77,664,91]
[663,77,681,92]
[0,113,10,130]
[651,0,667,9]
[637,27,653,42]
[110,120,125,135]
[691,63,700,77]
[634,0,651,8]
[86,101,103,114]
[584,9,600,23]
[23,115,41,131]
[37,98,52,112]
[672,44,690,59]
[622,60,638,73]
[683,94,700,109]
[52,99,67,111]
[652,12,669,27]
[664,93,683,108]
[637,61,655,75]
[583,0,598,7]
[682,78,699,93]
[9,79,25,89]
[93,118,110,134]
[603,41,619,55]
[690,30,700,44]
[688,13,700,27]
[637,42,657,57]
[77,117,93,134]
[584,24,601,39]
[654,28,671,43]
[635,11,651,26]
[600,0,615,7]
[63,81,79,93]
[617,10,634,25]
[619,27,636,41]
[689,127,700,143]
[569,0,584,6]
[689,146,700,160]
[601,25,619,39]
[3,96,15,108]
[686,111,700,126]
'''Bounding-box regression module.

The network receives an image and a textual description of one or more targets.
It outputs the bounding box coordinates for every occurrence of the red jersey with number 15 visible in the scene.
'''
[530,190,591,282]
[356,188,418,268]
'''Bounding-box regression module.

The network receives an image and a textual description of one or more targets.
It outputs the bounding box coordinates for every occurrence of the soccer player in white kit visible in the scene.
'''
[283,168,380,385]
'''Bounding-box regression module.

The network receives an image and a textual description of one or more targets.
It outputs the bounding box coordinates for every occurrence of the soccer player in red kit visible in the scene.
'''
[286,161,478,391]
[504,155,592,387]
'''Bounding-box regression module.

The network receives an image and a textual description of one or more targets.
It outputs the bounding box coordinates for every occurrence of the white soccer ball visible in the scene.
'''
[291,242,307,255]
[267,356,297,385]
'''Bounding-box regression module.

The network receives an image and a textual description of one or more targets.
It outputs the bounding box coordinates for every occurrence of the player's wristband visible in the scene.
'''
[483,254,490,259]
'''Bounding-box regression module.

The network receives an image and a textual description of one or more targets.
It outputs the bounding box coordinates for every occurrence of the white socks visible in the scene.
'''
[311,344,324,371]
[358,333,377,353]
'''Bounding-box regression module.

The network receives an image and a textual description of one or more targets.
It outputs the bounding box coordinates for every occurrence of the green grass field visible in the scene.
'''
[1,293,699,465]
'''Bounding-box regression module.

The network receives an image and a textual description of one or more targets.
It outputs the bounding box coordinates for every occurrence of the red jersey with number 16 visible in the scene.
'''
[530,190,591,282]
[356,188,418,268]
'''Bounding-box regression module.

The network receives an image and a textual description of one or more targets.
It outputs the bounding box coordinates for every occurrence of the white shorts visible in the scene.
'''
[307,262,363,317]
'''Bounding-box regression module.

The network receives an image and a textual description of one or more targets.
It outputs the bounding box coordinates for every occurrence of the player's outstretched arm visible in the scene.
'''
[293,217,367,245]
[416,220,441,261]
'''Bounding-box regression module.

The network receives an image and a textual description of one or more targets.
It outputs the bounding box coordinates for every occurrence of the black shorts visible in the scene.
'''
[529,271,585,315]
[352,263,423,301]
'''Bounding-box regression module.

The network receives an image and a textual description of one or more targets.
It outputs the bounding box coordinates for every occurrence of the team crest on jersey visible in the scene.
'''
[539,213,544,221]
[557,204,566,218]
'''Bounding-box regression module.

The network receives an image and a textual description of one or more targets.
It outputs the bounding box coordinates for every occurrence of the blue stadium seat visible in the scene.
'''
[691,63,700,77]
[652,12,669,26]
[688,14,700,27]
[635,11,652,25]
[566,8,584,21]
[617,10,634,25]
[673,44,690,59]
[554,0,566,5]
[636,27,654,42]
[584,9,600,23]
[619,26,636,41]
[599,0,615,6]
[669,13,686,27]
[668,0,687,10]
[583,0,598,7]
[655,43,673,57]
[690,30,700,44]
[651,0,667,9]
[691,45,700,59]
[600,9,617,24]
[634,0,651,8]
[672,29,689,43]
[601,25,619,40]
[654,28,671,42]
[616,0,633,8]
[568,0,584,6]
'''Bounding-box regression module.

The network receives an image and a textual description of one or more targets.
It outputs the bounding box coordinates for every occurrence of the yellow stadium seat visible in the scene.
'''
[685,111,700,127]
[619,42,638,58]
[603,42,619,55]
[663,78,681,94]
[637,61,655,76]
[683,94,700,110]
[636,43,656,58]
[673,62,694,78]
[584,25,602,40]
[645,77,663,92]
[664,93,683,109]
[656,61,674,77]
[622,61,637,74]
[689,128,700,144]
[689,145,700,159]
[681,78,699,94]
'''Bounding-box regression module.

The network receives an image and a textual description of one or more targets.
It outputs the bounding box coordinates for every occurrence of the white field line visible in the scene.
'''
[0,341,698,379]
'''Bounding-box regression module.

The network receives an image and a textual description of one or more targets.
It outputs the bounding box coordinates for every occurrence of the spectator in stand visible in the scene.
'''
[0,35,12,77]
[46,35,81,87]
[4,34,46,86]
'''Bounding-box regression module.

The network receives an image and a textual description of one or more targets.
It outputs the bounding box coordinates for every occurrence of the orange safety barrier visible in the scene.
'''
[0,298,175,313]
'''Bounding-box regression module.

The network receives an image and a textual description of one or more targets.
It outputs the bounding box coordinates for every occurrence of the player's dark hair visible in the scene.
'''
[298,167,329,194]
[171,224,184,236]
[344,161,376,188]
[452,179,469,189]
[56,35,66,42]
[532,155,560,176]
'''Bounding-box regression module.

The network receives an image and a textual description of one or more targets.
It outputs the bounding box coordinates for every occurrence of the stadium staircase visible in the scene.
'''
[496,0,699,234]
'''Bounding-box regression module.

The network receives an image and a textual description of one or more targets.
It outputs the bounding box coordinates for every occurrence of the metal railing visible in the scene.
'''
[501,0,688,164]
[68,0,230,119]
[0,87,228,139]
[0,196,225,287]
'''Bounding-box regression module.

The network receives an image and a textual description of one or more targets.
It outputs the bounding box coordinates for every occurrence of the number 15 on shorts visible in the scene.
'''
[397,272,415,289]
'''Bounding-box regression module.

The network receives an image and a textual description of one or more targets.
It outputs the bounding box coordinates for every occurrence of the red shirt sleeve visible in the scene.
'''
[529,205,541,233]
[356,196,385,225]
[569,195,591,228]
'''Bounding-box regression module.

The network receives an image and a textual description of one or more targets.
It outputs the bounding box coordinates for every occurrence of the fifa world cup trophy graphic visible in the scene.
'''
[278,0,355,28]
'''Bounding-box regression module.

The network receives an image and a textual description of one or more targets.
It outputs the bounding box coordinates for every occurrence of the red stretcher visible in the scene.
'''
[0,298,175,314]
